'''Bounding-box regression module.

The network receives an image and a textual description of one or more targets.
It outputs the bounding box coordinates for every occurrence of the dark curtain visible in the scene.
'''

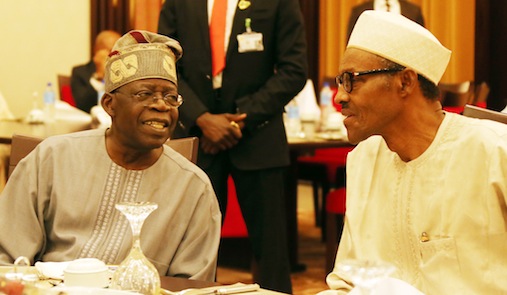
[475,0,507,111]
[299,0,320,96]
[90,0,132,56]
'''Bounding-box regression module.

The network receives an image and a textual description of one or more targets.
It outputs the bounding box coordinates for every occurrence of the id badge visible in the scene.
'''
[237,32,264,53]
[237,18,264,53]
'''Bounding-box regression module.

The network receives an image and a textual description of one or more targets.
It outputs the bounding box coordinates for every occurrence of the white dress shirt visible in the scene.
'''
[208,0,239,89]
[374,0,401,14]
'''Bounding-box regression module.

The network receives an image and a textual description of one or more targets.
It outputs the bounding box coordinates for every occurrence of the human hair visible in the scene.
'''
[379,58,441,100]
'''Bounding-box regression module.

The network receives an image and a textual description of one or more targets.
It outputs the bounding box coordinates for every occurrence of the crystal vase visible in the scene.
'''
[335,259,396,295]
[110,202,160,295]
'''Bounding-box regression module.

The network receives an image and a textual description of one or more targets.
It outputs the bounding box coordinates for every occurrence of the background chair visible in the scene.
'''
[297,146,353,240]
[438,81,490,113]
[165,137,199,164]
[471,82,490,108]
[8,135,199,179]
[57,74,76,107]
[438,81,474,113]
[8,134,42,178]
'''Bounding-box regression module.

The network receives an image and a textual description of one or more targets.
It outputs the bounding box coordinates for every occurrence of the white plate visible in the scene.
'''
[43,286,142,295]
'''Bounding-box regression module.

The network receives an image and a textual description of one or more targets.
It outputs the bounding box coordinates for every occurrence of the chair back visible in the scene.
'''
[8,135,199,179]
[8,134,43,178]
[165,137,199,163]
[57,74,76,107]
[439,81,474,107]
[463,104,507,124]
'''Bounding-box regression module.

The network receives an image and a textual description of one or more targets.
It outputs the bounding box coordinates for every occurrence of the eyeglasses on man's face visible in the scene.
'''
[114,89,183,108]
[335,68,403,93]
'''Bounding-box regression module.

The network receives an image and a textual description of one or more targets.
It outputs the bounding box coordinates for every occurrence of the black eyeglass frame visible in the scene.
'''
[335,68,404,93]
[113,89,183,108]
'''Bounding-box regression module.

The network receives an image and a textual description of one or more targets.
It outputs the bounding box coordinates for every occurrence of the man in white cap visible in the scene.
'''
[324,11,507,294]
[0,30,221,281]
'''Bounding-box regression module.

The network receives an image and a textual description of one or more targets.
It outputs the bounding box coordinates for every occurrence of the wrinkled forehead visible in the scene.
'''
[339,48,387,72]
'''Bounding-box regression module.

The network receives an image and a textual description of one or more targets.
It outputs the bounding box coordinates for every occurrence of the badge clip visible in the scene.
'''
[238,0,251,10]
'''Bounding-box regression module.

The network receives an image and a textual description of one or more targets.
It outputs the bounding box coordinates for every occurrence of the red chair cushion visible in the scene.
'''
[325,188,346,214]
[61,85,76,107]
[443,106,464,114]
[297,146,354,182]
[475,102,487,108]
[221,176,248,238]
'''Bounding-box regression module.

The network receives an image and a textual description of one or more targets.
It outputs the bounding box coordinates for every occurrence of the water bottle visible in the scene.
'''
[285,99,302,138]
[97,80,105,106]
[43,82,56,122]
[319,82,335,132]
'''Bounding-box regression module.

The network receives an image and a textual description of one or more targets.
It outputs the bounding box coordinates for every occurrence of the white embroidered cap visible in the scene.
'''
[104,30,183,93]
[348,10,451,85]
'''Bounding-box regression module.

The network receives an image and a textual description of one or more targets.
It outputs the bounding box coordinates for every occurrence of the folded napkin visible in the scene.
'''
[162,283,261,295]
[34,261,70,280]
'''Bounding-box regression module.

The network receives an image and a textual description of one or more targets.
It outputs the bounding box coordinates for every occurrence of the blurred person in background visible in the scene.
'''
[346,0,424,40]
[71,30,121,113]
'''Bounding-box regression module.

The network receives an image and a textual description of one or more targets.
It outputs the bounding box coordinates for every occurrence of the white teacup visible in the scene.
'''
[64,258,109,288]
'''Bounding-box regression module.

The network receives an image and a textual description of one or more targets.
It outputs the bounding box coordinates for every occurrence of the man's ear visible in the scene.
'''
[101,92,115,117]
[399,68,418,95]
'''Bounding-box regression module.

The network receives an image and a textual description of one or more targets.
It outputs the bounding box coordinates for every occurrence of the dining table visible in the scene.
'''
[0,265,286,295]
[0,102,92,144]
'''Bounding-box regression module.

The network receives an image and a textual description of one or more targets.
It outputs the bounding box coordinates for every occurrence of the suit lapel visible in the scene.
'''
[197,0,211,53]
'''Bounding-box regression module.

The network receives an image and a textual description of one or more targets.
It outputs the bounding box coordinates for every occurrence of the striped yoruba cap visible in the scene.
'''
[104,30,183,92]
[348,10,451,85]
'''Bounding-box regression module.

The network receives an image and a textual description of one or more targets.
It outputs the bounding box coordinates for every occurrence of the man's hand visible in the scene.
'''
[197,112,247,154]
[92,49,110,80]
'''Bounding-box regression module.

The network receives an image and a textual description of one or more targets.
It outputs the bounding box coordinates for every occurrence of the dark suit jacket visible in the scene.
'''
[70,61,99,113]
[347,0,425,40]
[158,0,308,170]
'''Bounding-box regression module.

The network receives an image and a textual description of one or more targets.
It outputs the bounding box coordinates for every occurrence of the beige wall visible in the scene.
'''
[0,0,90,118]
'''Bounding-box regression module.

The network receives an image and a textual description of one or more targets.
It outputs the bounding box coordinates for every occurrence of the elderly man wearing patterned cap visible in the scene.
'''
[0,30,221,281]
[320,10,507,294]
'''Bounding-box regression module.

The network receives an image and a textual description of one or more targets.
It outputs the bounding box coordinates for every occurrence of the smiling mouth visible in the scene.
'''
[144,121,168,129]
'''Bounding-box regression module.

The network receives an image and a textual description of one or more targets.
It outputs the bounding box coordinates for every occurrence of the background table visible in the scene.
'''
[0,102,91,190]
[0,102,92,144]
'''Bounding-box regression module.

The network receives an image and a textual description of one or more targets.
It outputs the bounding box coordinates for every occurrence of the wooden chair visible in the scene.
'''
[57,74,76,107]
[8,135,199,179]
[8,134,42,178]
[438,81,474,113]
[471,82,490,108]
[165,137,199,164]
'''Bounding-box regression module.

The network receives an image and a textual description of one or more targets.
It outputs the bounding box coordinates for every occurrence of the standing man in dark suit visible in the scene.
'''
[347,0,425,40]
[71,30,121,113]
[158,0,307,293]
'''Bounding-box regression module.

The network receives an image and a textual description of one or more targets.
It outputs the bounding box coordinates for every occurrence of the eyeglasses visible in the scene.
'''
[335,68,403,93]
[114,89,183,108]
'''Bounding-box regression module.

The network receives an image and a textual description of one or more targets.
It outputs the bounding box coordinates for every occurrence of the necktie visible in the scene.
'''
[210,0,227,77]
[385,0,391,11]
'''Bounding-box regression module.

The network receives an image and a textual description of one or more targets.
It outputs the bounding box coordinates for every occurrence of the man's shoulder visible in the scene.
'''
[41,129,104,149]
[71,60,95,75]
[452,112,507,139]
